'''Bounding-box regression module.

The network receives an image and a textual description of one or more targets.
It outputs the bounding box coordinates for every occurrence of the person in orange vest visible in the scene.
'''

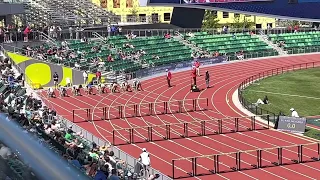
[166,69,172,87]
[194,60,200,76]
[191,66,197,85]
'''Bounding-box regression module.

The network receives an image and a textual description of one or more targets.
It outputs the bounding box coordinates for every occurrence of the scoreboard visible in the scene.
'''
[183,0,273,3]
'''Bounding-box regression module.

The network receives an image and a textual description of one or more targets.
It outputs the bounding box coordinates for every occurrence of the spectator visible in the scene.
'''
[109,169,120,180]
[94,166,108,180]
[0,144,12,160]
[205,71,210,88]
[23,26,31,42]
[254,96,269,106]
[290,108,299,118]
[138,148,150,171]
[166,69,172,87]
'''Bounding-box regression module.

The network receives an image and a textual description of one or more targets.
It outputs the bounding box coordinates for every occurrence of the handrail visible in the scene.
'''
[92,31,106,42]
[38,31,56,45]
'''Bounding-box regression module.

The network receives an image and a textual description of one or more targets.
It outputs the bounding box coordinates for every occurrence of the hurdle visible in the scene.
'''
[72,108,91,123]
[94,97,209,121]
[111,114,270,145]
[171,142,320,179]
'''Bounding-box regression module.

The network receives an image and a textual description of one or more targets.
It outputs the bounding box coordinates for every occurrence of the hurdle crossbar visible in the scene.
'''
[111,114,270,145]
[72,97,209,121]
[171,141,320,178]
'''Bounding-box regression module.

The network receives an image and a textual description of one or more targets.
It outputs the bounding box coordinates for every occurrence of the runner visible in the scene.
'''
[58,85,68,97]
[85,81,94,95]
[133,79,143,91]
[72,85,81,96]
[47,87,56,98]
[110,82,119,93]
[121,81,132,92]
[98,83,107,94]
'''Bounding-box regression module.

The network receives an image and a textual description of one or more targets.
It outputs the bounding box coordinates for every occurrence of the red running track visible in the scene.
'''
[38,54,320,180]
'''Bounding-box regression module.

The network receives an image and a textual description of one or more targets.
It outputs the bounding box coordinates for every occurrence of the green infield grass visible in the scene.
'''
[242,67,320,140]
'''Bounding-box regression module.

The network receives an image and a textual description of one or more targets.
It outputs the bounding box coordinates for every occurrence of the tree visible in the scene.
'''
[202,10,220,29]
[231,17,255,29]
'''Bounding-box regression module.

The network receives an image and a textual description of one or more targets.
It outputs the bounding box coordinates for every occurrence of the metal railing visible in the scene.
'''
[0,27,319,43]
[238,61,320,122]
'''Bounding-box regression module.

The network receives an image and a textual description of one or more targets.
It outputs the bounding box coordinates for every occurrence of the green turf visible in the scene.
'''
[304,127,320,140]
[242,68,320,117]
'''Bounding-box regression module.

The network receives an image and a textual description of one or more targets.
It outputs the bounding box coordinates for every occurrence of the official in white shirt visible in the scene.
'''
[290,108,299,118]
[139,148,151,169]
[83,71,88,85]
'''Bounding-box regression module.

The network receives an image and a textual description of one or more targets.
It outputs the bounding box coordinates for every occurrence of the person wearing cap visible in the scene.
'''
[166,69,172,87]
[290,108,299,118]
[138,148,150,170]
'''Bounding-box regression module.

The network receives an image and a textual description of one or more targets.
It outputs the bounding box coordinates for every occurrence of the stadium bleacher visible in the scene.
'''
[186,31,278,60]
[269,31,320,54]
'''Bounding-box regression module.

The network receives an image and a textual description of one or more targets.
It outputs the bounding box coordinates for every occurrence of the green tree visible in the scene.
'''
[202,10,220,29]
[231,17,255,29]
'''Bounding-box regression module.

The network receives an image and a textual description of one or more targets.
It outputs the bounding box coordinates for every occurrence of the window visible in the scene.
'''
[126,15,135,22]
[126,0,133,8]
[267,23,273,28]
[210,10,217,16]
[113,0,120,8]
[223,12,229,18]
[151,13,159,23]
[245,14,251,17]
[163,13,171,21]
[139,14,146,22]
[234,13,240,18]
[100,0,107,8]
[256,24,262,29]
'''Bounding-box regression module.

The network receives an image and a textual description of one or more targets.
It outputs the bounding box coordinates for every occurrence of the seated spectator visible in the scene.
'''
[236,50,244,60]
[254,95,269,106]
[164,33,171,39]
[109,169,120,180]
[186,32,194,38]
[0,144,12,159]
[107,54,114,62]
[94,166,108,180]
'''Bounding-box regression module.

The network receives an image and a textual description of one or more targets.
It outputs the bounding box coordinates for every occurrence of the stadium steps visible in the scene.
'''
[22,0,120,26]
[173,32,204,53]
[256,31,288,56]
